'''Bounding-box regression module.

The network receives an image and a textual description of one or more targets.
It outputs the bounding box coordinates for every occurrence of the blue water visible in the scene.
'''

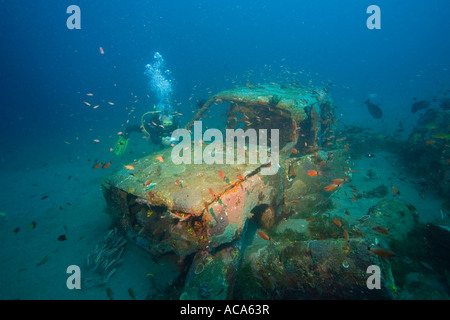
[0,1,449,300]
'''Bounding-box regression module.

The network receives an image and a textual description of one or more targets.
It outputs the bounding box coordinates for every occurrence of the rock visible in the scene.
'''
[365,199,418,241]
[406,108,450,197]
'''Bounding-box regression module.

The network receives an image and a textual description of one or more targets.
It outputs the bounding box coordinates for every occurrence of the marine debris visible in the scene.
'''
[85,228,127,286]
[102,83,440,299]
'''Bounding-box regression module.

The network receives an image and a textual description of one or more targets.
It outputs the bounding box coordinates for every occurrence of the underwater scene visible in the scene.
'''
[0,1,449,302]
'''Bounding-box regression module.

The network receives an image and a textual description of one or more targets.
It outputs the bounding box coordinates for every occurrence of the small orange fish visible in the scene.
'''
[373,226,390,236]
[93,163,102,169]
[306,217,315,222]
[124,165,135,170]
[102,162,111,169]
[99,47,104,54]
[156,156,164,162]
[175,179,183,188]
[218,170,225,179]
[332,178,344,185]
[144,179,152,187]
[148,191,155,198]
[344,144,350,151]
[324,184,338,191]
[291,148,299,154]
[392,186,399,197]
[237,174,245,180]
[307,170,319,177]
[368,247,395,258]
[93,139,100,143]
[332,217,342,228]
[208,188,216,198]
[343,229,349,241]
[258,230,270,241]
[425,140,435,145]
[350,196,358,201]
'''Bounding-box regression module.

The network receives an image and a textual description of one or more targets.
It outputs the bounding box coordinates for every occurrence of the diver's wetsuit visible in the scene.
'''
[144,113,178,146]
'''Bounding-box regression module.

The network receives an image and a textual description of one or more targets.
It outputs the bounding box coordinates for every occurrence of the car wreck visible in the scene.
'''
[101,83,399,299]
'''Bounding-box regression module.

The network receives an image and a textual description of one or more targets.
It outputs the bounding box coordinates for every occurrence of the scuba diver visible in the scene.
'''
[141,111,178,147]
[112,110,178,155]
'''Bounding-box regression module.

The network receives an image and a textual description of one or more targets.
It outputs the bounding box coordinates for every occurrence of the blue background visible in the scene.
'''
[0,0,449,146]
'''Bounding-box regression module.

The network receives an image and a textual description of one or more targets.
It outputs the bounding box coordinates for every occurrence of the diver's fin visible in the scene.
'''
[113,136,129,156]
